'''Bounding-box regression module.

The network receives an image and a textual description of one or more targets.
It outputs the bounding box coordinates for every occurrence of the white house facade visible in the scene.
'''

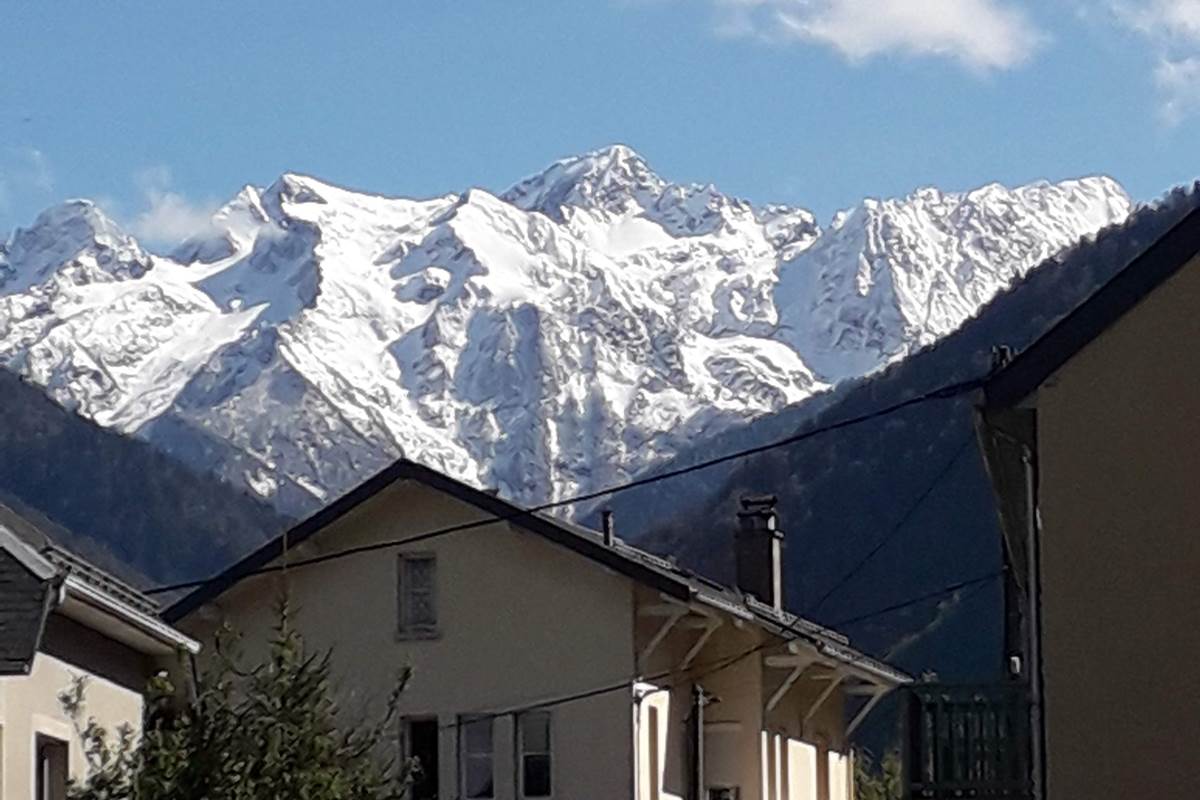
[168,460,909,800]
[0,506,199,800]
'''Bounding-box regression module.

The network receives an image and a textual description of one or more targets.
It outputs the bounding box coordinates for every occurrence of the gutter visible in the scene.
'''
[693,589,911,687]
[748,604,912,687]
[62,575,201,654]
[815,639,912,687]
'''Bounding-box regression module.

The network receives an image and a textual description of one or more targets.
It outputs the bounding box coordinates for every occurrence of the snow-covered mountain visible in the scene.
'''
[0,146,1130,514]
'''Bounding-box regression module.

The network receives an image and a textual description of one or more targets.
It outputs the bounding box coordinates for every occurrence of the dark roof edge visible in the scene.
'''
[985,203,1200,408]
[0,524,59,582]
[166,459,909,681]
[165,459,691,622]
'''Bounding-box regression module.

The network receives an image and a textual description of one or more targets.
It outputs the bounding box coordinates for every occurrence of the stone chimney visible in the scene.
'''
[735,494,784,611]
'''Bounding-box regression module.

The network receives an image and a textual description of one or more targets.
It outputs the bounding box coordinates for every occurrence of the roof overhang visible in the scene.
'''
[166,460,694,621]
[751,609,912,687]
[165,458,906,685]
[0,524,58,581]
[60,575,200,656]
[660,590,912,688]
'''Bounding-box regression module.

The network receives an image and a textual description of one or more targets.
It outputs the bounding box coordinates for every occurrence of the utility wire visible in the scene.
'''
[431,568,1001,730]
[805,435,975,616]
[429,441,999,728]
[439,638,762,732]
[140,373,998,754]
[827,570,1004,628]
[145,374,985,597]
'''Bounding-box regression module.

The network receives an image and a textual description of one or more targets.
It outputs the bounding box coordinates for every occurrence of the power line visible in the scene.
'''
[153,373,997,748]
[439,639,762,732]
[145,374,985,597]
[431,568,1002,730]
[827,570,1004,628]
[805,435,975,616]
[144,374,993,731]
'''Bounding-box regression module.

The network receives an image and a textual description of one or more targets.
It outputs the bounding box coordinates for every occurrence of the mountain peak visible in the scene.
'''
[1,200,149,291]
[21,199,124,240]
[0,161,1135,521]
[501,144,665,222]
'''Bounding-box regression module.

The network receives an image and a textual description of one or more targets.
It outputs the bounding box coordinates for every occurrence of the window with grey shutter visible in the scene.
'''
[398,553,437,637]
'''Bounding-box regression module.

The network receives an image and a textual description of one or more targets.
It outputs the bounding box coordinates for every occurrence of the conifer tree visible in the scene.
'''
[62,597,411,800]
[854,748,904,800]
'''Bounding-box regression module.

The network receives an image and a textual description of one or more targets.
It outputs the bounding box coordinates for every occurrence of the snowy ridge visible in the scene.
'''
[0,147,1131,514]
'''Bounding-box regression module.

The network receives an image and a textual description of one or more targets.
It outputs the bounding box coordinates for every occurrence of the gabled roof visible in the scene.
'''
[0,503,199,657]
[165,458,909,685]
[985,198,1200,408]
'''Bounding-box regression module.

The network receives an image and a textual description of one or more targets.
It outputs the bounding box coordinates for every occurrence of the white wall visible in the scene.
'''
[184,480,638,800]
[0,652,144,800]
[633,582,857,800]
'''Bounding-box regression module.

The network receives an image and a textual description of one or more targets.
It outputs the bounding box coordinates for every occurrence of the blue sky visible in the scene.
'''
[1,1,1198,245]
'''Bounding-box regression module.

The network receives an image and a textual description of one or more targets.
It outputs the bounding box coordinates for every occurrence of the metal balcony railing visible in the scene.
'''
[903,683,1033,800]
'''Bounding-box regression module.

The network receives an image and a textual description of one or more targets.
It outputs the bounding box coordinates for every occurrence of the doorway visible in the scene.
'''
[405,718,440,800]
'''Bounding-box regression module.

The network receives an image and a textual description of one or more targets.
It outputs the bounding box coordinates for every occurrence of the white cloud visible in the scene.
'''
[713,0,1044,70]
[129,165,218,246]
[1110,1,1200,122]
[1115,0,1200,39]
[1154,55,1200,124]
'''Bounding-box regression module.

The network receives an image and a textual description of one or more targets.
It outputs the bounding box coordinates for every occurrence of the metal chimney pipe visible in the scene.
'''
[601,510,616,547]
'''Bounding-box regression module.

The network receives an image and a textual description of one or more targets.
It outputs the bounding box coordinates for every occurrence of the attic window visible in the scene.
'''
[398,553,438,638]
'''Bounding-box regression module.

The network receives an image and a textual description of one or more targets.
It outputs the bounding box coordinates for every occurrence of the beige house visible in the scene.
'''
[978,199,1200,799]
[0,506,199,800]
[167,460,909,800]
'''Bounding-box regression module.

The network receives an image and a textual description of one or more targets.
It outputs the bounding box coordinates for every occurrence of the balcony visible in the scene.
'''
[903,683,1033,800]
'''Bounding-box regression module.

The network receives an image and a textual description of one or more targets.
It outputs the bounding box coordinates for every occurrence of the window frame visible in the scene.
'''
[400,716,440,800]
[518,710,553,798]
[397,552,438,639]
[35,732,69,800]
[458,715,495,799]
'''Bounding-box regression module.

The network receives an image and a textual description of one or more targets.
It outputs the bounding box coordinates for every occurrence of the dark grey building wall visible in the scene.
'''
[0,547,52,674]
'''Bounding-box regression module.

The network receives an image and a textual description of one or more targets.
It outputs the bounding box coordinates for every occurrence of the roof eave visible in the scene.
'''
[63,575,200,655]
[984,203,1200,409]
[0,525,58,581]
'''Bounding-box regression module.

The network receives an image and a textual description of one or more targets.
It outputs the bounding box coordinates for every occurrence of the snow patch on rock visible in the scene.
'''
[0,149,1131,514]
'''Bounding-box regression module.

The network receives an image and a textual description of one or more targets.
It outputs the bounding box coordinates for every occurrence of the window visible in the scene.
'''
[519,711,552,798]
[647,706,661,800]
[35,734,68,800]
[402,718,440,800]
[398,553,437,636]
[459,717,493,799]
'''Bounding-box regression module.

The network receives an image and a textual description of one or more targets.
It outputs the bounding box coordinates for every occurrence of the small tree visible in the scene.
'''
[854,748,903,800]
[62,598,412,800]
